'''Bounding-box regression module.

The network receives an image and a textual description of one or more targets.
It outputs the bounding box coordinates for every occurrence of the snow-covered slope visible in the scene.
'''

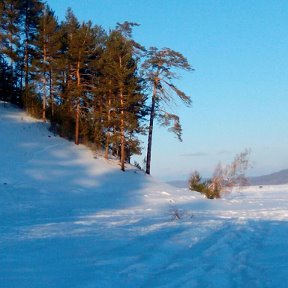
[1,102,288,288]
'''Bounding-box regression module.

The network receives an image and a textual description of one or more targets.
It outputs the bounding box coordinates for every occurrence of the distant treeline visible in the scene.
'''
[0,0,192,172]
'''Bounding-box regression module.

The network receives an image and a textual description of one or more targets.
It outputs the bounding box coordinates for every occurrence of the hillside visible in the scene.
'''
[1,102,288,288]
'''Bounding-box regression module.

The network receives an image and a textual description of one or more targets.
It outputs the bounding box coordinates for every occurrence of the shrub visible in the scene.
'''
[189,149,251,199]
[189,171,220,199]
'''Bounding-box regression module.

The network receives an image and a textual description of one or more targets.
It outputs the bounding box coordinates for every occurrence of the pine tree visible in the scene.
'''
[143,47,192,175]
[33,4,60,122]
[0,0,22,102]
[20,0,44,111]
[100,26,145,170]
[61,9,105,145]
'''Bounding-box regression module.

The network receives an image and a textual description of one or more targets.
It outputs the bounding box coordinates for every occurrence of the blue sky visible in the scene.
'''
[47,0,288,180]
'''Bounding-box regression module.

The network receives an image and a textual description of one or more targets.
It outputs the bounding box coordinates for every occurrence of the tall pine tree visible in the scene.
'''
[33,4,60,122]
[101,25,145,170]
[61,9,105,145]
[20,0,44,111]
[0,0,22,103]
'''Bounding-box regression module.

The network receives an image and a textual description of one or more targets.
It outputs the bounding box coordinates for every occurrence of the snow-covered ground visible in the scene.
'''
[1,102,288,288]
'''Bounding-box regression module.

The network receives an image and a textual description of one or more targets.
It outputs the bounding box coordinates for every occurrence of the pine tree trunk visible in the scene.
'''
[42,17,47,122]
[24,6,29,111]
[42,77,46,122]
[97,104,103,150]
[119,55,125,172]
[42,61,47,122]
[146,82,157,175]
[49,69,54,119]
[9,61,14,103]
[120,87,125,171]
[75,60,81,145]
[104,89,112,160]
[104,97,111,160]
[75,103,80,145]
[24,37,29,109]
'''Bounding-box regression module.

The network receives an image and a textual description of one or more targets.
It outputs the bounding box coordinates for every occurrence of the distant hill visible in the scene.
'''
[168,180,189,188]
[168,169,288,188]
[248,169,288,186]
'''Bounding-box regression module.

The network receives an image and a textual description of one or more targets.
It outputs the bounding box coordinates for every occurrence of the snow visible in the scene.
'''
[1,102,288,287]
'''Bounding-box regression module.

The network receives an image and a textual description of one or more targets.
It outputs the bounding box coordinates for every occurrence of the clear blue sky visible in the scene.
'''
[47,0,288,180]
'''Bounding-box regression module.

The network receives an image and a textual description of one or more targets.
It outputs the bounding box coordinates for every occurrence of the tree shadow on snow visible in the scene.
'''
[0,104,151,227]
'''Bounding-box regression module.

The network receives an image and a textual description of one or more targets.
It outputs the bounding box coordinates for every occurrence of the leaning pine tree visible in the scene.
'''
[142,47,193,175]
